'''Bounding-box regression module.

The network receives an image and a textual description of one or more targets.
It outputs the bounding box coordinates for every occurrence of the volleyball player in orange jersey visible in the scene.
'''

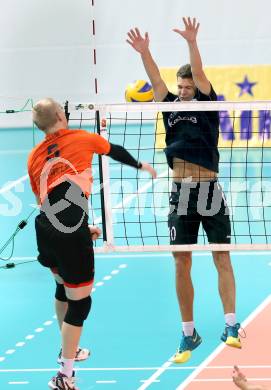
[28,98,156,390]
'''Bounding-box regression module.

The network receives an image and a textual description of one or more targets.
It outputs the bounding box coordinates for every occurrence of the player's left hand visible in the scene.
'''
[173,17,200,43]
[88,225,102,241]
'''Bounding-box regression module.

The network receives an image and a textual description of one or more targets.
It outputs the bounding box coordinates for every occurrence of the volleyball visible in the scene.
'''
[125,80,154,102]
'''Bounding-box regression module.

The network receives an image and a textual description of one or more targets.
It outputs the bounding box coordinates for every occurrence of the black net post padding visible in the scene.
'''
[96,110,107,242]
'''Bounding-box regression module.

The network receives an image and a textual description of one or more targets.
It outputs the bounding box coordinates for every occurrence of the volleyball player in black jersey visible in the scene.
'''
[127,17,241,363]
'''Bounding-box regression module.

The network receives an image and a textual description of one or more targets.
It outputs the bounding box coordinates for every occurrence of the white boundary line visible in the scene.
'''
[194,378,271,383]
[8,381,29,385]
[0,367,178,373]
[96,380,117,384]
[175,294,271,389]
[1,365,271,373]
[136,358,174,390]
[193,378,271,383]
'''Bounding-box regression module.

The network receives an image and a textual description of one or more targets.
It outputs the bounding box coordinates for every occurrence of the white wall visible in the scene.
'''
[0,0,270,108]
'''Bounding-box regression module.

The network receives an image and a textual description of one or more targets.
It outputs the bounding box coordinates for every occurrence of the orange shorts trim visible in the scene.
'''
[64,279,94,288]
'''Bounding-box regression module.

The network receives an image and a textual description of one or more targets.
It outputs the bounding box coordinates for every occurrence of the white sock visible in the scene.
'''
[60,357,74,378]
[225,313,236,326]
[182,321,194,336]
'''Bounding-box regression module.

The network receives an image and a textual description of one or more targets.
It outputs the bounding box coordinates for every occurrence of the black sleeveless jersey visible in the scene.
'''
[162,86,219,172]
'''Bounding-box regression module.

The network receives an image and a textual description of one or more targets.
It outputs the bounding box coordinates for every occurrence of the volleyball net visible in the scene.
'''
[1,99,271,254]
[65,100,271,252]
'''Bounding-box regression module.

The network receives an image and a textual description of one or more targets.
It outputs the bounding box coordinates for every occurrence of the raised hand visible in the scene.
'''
[173,17,200,43]
[232,366,248,389]
[126,28,149,54]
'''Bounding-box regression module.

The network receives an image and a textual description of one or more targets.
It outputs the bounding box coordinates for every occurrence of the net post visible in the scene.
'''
[96,110,114,248]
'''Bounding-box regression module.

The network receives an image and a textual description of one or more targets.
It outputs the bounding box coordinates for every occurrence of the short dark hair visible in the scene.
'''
[176,64,192,79]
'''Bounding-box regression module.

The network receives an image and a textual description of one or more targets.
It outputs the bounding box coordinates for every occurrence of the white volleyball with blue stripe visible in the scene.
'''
[125,80,154,102]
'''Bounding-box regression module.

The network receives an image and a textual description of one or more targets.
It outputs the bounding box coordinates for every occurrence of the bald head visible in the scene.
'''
[32,98,66,132]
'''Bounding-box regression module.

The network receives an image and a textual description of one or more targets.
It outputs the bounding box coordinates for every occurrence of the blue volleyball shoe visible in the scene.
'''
[173,329,202,363]
[221,323,242,348]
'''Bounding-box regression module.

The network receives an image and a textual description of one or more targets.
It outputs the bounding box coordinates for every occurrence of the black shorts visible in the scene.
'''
[35,212,94,286]
[168,180,231,245]
[35,181,94,287]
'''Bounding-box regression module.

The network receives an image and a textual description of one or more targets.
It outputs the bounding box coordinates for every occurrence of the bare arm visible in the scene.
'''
[126,28,168,101]
[173,17,211,96]
[233,366,271,390]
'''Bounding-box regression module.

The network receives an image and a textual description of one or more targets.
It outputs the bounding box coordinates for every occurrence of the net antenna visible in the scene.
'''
[70,100,271,253]
[90,0,99,97]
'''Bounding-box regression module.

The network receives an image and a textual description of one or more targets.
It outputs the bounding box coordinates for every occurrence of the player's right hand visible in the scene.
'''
[140,162,157,179]
[126,28,149,54]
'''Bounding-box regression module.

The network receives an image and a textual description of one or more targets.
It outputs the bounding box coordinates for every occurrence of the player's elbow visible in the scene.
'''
[152,82,168,102]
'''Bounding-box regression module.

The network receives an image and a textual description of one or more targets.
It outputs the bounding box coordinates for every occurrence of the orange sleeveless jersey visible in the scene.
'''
[27,129,111,204]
